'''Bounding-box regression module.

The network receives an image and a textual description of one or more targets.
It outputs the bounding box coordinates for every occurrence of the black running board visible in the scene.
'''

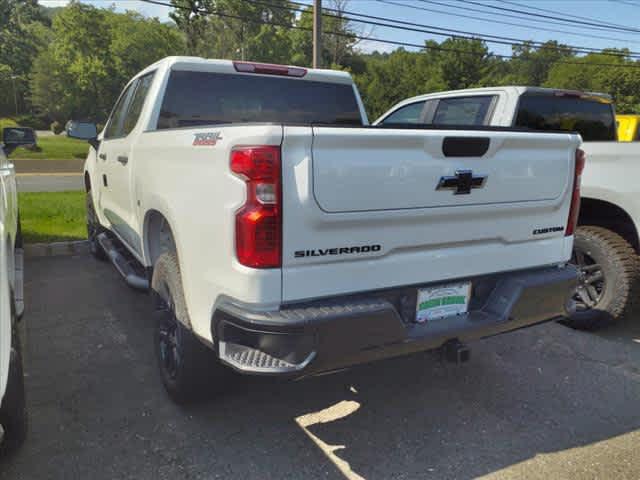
[97,233,149,290]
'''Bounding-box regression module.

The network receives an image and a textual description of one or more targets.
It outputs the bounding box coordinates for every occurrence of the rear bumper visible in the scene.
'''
[211,265,577,377]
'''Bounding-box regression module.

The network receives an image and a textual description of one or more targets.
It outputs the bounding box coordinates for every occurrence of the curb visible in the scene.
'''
[24,241,90,258]
[13,159,84,174]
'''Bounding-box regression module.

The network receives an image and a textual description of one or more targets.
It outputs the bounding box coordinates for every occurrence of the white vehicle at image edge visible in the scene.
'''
[68,57,581,404]
[0,127,30,456]
[377,87,639,330]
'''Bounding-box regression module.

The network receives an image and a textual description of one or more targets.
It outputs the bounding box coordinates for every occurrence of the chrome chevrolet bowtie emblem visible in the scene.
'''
[436,170,487,195]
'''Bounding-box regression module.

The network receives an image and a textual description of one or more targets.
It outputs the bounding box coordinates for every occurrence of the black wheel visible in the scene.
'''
[86,191,107,261]
[0,323,27,457]
[563,226,640,330]
[152,251,231,404]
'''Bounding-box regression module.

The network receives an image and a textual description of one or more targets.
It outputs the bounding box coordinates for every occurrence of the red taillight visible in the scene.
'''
[231,146,281,268]
[233,61,307,78]
[566,148,586,236]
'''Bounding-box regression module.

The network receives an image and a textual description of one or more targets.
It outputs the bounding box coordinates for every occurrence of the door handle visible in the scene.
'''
[99,153,107,160]
[117,156,128,165]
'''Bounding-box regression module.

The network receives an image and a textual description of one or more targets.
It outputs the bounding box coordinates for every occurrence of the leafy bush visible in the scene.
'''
[0,118,18,131]
[14,114,50,130]
[50,121,64,135]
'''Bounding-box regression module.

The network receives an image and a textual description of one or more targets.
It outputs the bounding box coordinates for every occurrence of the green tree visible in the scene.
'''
[435,38,491,90]
[545,51,640,113]
[498,41,574,86]
[170,0,294,63]
[289,1,360,68]
[354,38,493,120]
[30,3,185,123]
[0,0,50,115]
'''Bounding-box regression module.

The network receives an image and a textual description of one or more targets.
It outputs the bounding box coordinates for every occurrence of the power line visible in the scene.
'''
[416,0,640,37]
[611,0,640,7]
[138,0,640,68]
[378,0,640,44]
[376,0,640,46]
[453,0,640,35]
[247,0,640,59]
[498,0,637,30]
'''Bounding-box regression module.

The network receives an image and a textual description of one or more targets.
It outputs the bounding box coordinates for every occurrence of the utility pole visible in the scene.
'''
[313,0,322,68]
[10,75,18,116]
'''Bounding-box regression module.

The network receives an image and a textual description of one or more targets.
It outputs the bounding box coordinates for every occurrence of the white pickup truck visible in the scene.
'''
[0,127,29,455]
[377,87,639,330]
[68,57,580,404]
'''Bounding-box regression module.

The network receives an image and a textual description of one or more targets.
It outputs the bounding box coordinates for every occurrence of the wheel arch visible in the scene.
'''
[579,197,640,253]
[143,209,178,268]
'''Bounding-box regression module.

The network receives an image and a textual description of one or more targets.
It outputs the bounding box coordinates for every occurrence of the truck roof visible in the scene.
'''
[392,86,612,108]
[137,56,355,86]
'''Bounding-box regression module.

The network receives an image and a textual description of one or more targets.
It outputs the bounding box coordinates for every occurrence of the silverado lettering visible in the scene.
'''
[295,245,382,258]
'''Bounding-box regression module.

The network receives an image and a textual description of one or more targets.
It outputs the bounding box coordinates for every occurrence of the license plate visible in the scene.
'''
[416,282,471,323]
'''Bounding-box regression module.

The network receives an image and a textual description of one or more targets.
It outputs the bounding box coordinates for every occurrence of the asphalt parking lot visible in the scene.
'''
[1,255,639,480]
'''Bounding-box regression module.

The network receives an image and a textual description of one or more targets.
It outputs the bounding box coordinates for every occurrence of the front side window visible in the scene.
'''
[104,82,136,139]
[381,101,426,124]
[433,96,495,126]
[122,72,155,136]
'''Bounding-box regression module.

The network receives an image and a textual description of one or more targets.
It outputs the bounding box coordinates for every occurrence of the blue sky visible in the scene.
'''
[38,0,640,56]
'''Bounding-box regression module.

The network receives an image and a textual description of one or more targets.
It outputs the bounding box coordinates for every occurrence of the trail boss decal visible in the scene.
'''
[295,244,382,258]
[193,132,222,146]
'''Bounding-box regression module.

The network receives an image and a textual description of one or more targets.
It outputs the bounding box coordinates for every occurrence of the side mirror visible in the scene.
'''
[66,120,99,150]
[2,127,37,156]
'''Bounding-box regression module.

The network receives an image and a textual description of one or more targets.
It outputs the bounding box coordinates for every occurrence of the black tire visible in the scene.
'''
[563,226,640,330]
[152,251,231,404]
[15,213,22,249]
[0,326,27,458]
[86,191,107,261]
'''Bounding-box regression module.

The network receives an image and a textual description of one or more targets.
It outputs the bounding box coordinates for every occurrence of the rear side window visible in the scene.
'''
[381,102,426,124]
[157,71,363,129]
[515,94,616,141]
[122,72,155,136]
[433,96,495,126]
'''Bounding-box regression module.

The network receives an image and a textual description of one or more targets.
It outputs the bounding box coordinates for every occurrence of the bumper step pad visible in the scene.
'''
[219,341,315,374]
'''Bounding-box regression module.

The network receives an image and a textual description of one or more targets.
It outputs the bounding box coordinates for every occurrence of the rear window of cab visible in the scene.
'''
[157,70,363,129]
[515,94,616,141]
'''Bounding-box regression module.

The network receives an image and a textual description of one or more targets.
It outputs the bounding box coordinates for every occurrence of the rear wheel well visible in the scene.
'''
[145,211,176,268]
[84,172,91,192]
[578,198,639,253]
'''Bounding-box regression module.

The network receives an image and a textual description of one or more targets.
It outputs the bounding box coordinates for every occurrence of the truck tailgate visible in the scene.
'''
[281,126,580,303]
[312,128,571,212]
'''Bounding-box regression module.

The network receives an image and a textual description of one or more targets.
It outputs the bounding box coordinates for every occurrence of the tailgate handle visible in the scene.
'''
[442,137,490,157]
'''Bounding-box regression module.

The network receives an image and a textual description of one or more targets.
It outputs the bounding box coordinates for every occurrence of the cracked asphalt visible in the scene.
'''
[0,254,639,479]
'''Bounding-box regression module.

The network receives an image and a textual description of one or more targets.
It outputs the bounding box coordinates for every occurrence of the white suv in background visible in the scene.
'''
[377,87,639,330]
